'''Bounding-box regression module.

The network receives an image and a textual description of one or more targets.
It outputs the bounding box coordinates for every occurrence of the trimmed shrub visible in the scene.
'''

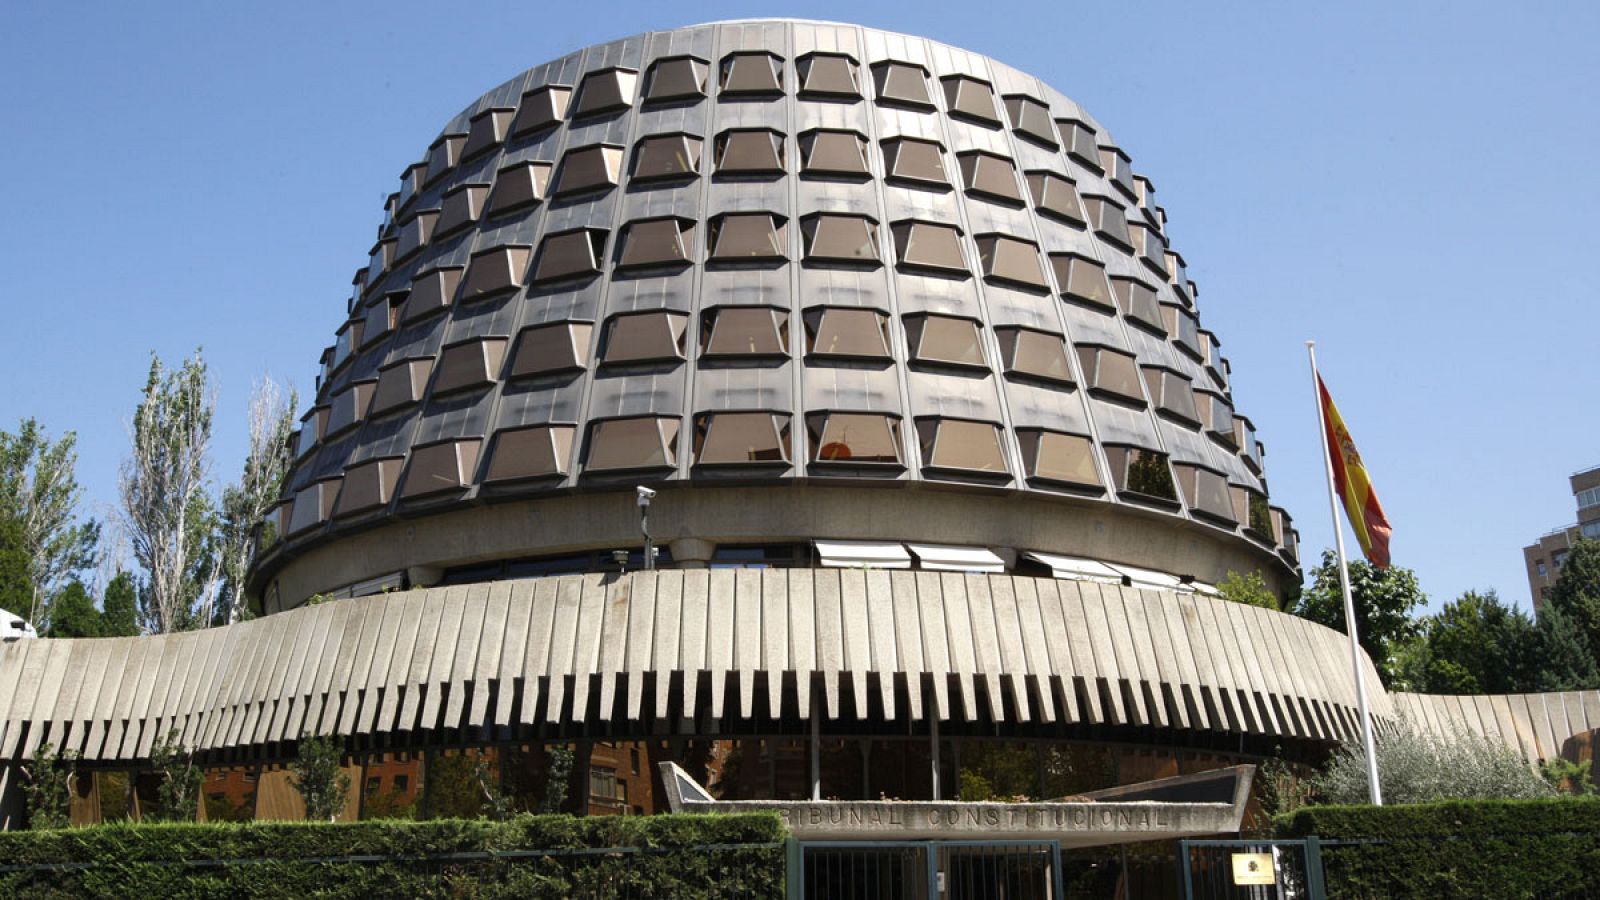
[1277,797,1600,899]
[0,812,786,899]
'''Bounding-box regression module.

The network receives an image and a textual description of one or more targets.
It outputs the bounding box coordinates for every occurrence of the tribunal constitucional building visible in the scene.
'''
[1,17,1592,870]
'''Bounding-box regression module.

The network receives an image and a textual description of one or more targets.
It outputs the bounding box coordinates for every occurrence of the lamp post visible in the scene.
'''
[637,486,656,571]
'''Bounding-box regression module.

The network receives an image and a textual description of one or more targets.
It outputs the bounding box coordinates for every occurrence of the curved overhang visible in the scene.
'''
[3,572,1389,765]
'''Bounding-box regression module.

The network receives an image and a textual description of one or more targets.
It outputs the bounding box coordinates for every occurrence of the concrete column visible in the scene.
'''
[669,538,716,569]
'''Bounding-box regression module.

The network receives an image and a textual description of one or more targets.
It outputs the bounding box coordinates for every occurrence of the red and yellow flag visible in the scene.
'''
[1318,375,1392,568]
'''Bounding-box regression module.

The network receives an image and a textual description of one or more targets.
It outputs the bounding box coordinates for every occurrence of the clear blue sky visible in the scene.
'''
[2,1,1594,613]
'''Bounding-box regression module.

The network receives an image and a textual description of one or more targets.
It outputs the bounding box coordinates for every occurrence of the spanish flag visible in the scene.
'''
[1318,375,1393,568]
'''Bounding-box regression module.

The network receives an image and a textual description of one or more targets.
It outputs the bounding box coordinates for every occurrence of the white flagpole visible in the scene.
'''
[1307,341,1384,806]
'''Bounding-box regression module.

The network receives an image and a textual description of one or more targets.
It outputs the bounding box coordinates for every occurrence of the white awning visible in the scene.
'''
[815,540,912,569]
[1106,563,1187,592]
[906,543,1007,574]
[1191,581,1220,598]
[1022,552,1124,584]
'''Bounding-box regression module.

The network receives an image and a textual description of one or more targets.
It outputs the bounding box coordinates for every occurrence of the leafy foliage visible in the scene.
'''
[0,813,786,899]
[45,580,102,638]
[120,352,218,634]
[1313,719,1553,805]
[20,742,77,830]
[146,730,203,823]
[1277,796,1600,899]
[1539,757,1593,795]
[1396,588,1599,693]
[215,378,296,624]
[291,735,352,821]
[1214,570,1279,610]
[99,570,139,637]
[1293,549,1424,686]
[0,417,98,630]
[1546,537,1600,659]
[0,510,36,619]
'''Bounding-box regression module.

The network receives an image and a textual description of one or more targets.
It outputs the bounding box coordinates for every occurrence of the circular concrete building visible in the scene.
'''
[251,19,1300,615]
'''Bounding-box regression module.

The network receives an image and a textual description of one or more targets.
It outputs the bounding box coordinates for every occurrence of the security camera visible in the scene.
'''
[636,485,657,505]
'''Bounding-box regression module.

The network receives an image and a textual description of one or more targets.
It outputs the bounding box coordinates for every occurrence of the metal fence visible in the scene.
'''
[795,840,1065,900]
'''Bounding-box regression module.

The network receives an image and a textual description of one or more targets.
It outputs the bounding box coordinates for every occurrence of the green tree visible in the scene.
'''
[1546,538,1600,660]
[1215,570,1280,610]
[119,352,218,633]
[100,570,139,637]
[0,418,98,630]
[291,734,351,821]
[45,580,102,638]
[0,512,34,619]
[1292,550,1424,687]
[1532,604,1600,691]
[1408,590,1541,693]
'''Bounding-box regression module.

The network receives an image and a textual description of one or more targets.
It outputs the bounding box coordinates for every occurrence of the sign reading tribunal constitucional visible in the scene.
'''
[658,762,1257,848]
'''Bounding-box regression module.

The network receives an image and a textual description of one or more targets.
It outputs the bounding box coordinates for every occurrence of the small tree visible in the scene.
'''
[539,745,575,814]
[1215,570,1279,610]
[291,734,351,821]
[147,729,203,822]
[20,742,77,829]
[45,580,102,638]
[0,418,99,631]
[1313,719,1552,805]
[475,755,513,821]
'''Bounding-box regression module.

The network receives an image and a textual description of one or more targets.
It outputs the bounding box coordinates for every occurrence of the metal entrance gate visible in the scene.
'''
[794,841,1065,900]
[1178,839,1326,900]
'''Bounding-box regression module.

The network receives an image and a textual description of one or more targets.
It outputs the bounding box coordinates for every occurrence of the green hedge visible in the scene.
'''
[0,813,786,899]
[1276,797,1600,899]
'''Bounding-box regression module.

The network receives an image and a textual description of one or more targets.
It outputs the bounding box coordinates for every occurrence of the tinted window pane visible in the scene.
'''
[909,315,984,367]
[696,413,789,464]
[508,322,591,378]
[1112,278,1165,333]
[977,235,1047,289]
[1003,95,1057,147]
[552,145,624,197]
[942,75,1000,126]
[872,62,932,108]
[883,138,947,186]
[1083,195,1132,249]
[919,419,1005,473]
[705,307,787,356]
[433,338,507,395]
[1107,446,1177,502]
[807,308,890,358]
[486,161,552,216]
[800,130,869,177]
[645,56,708,102]
[1050,254,1114,309]
[572,68,637,118]
[812,414,901,464]
[708,213,785,261]
[720,52,783,95]
[1000,328,1072,385]
[485,425,575,482]
[401,440,481,498]
[632,134,702,182]
[587,418,677,471]
[1021,431,1100,487]
[603,312,687,363]
[1077,346,1143,403]
[798,53,859,98]
[1025,171,1084,225]
[510,85,572,138]
[715,130,784,174]
[804,214,879,263]
[959,152,1022,204]
[532,230,604,283]
[618,219,691,269]
[891,221,965,273]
